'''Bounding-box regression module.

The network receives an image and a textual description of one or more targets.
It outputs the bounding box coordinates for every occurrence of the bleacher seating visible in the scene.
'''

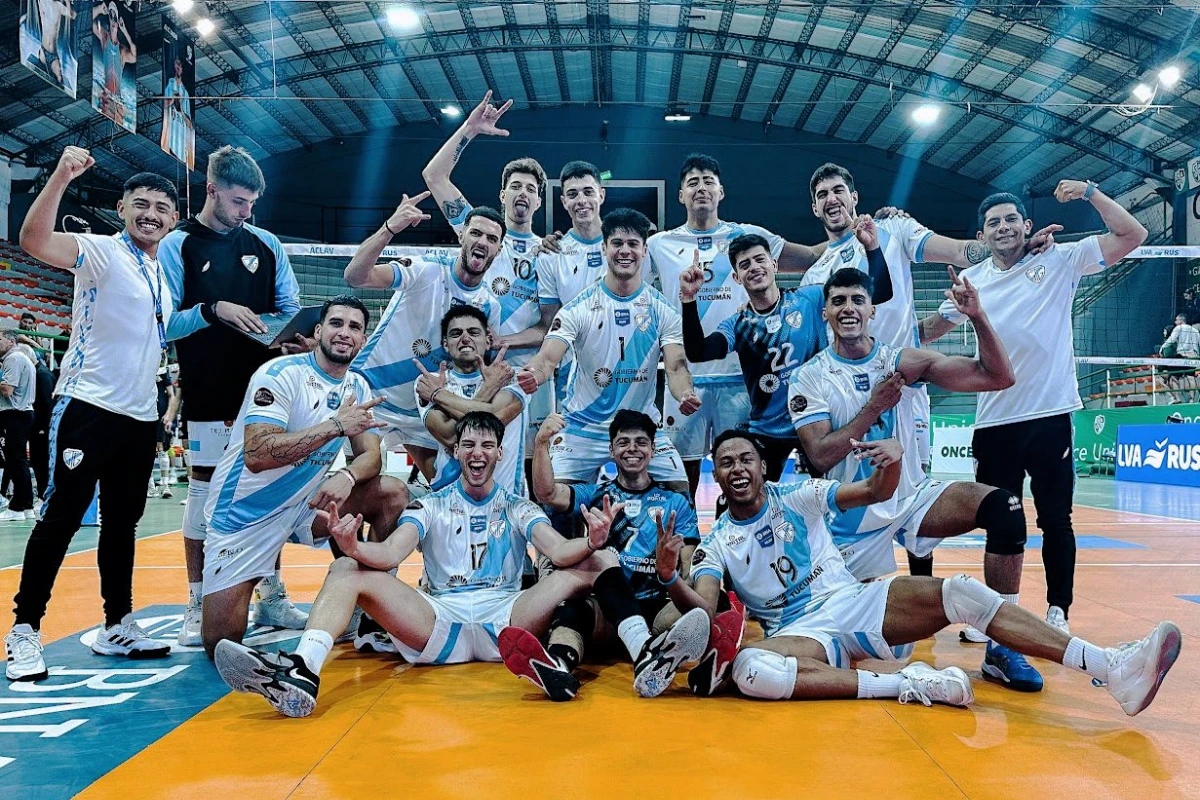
[0,240,73,333]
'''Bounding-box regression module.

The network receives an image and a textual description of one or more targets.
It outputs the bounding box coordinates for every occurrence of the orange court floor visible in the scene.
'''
[1,475,1198,800]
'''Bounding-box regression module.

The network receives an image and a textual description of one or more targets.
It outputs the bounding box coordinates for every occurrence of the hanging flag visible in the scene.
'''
[160,20,196,169]
[18,0,79,98]
[90,0,138,132]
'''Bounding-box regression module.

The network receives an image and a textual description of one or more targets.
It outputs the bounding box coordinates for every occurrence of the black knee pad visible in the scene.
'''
[550,597,595,646]
[978,488,1026,555]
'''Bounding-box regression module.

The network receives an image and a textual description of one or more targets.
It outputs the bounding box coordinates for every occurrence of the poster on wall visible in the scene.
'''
[18,0,79,97]
[90,0,138,132]
[159,20,196,169]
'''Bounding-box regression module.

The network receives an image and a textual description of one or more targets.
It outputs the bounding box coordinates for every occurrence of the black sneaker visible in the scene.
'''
[214,640,320,718]
[633,608,709,698]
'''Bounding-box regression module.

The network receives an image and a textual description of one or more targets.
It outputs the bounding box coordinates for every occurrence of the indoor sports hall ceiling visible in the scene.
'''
[1,0,1198,205]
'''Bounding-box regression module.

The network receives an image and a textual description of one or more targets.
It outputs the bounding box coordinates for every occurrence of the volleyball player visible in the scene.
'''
[663,431,1179,716]
[6,147,176,680]
[919,182,1148,635]
[199,296,409,657]
[423,92,551,463]
[212,411,631,717]
[789,267,1042,691]
[516,208,698,490]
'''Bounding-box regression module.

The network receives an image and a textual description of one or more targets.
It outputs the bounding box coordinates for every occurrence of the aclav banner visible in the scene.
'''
[1074,404,1200,472]
[1116,423,1200,487]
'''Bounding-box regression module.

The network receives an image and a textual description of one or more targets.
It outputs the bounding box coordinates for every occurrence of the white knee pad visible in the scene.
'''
[182,480,210,541]
[732,649,798,701]
[941,573,1004,632]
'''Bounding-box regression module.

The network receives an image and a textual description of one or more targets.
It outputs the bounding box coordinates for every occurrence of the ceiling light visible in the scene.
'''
[440,105,462,118]
[195,17,215,36]
[387,6,420,29]
[172,0,194,13]
[1159,65,1181,88]
[1132,83,1154,103]
[911,103,941,126]
[664,113,691,122]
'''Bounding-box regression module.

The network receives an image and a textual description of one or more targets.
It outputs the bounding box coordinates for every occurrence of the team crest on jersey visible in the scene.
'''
[491,277,512,296]
[853,374,871,392]
[717,240,730,254]
[789,394,808,414]
[587,251,603,268]
[765,316,782,334]
[753,525,775,548]
[777,521,796,543]
[63,448,84,470]
[239,255,259,274]
[412,338,432,357]
[615,309,631,326]
[488,519,506,539]
[1025,264,1046,284]
[513,240,527,254]
[759,374,781,394]
[635,313,651,332]
[594,367,613,387]
[623,498,642,518]
[785,311,803,328]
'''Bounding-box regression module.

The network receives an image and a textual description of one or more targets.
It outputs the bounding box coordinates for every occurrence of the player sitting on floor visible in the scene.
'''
[657,430,1180,716]
[213,411,664,717]
[497,410,742,700]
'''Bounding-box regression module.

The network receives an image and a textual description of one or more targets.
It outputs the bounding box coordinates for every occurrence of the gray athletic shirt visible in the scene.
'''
[0,349,35,412]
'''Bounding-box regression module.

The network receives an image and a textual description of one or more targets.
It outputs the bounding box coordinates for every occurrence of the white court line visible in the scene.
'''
[0,529,181,572]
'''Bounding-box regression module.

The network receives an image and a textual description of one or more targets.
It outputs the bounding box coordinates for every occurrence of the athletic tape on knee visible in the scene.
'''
[978,489,1027,556]
[941,574,1004,632]
[732,649,797,701]
[182,480,210,541]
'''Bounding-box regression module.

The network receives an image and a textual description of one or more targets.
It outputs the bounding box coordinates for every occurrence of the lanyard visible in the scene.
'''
[121,232,166,351]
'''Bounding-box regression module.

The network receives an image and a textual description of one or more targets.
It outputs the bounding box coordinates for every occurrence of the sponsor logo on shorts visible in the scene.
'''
[63,448,84,470]
[789,394,807,414]
[253,388,275,407]
[412,338,433,357]
[491,277,512,296]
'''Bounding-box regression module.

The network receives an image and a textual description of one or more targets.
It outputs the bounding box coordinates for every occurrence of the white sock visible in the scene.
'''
[856,670,905,699]
[1064,637,1108,682]
[294,629,334,675]
[617,616,651,661]
[1000,593,1019,606]
[187,582,202,607]
[258,572,283,601]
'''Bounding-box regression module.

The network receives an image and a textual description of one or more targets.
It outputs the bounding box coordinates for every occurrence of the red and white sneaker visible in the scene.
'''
[688,608,745,696]
[498,627,580,702]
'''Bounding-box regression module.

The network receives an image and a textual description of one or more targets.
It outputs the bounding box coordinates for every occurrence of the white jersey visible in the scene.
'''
[547,280,683,432]
[57,233,173,421]
[417,369,530,496]
[537,230,608,308]
[938,237,1105,428]
[801,216,933,350]
[398,481,549,596]
[648,221,783,383]
[352,255,502,421]
[205,353,375,534]
[691,479,857,635]
[789,342,925,545]
[448,205,542,368]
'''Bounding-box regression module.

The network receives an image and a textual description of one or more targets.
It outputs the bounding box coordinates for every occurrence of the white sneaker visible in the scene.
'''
[177,603,202,647]
[1046,606,1070,634]
[1105,622,1183,716]
[898,662,974,708]
[0,509,27,522]
[90,614,171,658]
[146,485,161,499]
[632,607,710,698]
[23,510,36,521]
[252,591,309,630]
[161,486,173,499]
[354,631,398,654]
[4,624,48,681]
[959,625,989,644]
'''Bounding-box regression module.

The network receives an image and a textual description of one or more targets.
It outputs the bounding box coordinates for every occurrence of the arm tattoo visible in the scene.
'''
[442,195,468,221]
[451,135,469,164]
[244,424,333,469]
[965,241,990,265]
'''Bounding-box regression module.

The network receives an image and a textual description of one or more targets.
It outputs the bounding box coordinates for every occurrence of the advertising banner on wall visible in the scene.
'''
[90,0,138,132]
[1116,423,1200,487]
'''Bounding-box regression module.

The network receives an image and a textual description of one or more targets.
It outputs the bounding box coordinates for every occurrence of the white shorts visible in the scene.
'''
[523,382,554,452]
[768,578,914,669]
[662,381,751,460]
[202,501,321,597]
[836,478,956,581]
[375,406,439,452]
[392,588,521,665]
[186,420,233,468]
[549,424,687,483]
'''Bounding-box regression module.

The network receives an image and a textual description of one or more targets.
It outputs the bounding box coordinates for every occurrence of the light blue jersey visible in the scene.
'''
[205,353,375,534]
[398,481,549,596]
[692,480,856,635]
[546,280,683,432]
[351,255,502,421]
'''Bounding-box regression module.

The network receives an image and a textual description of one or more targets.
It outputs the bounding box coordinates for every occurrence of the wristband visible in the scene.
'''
[1083,181,1096,201]
[331,417,345,437]
[335,467,357,487]
[657,572,679,587]
[384,219,398,236]
[200,302,218,324]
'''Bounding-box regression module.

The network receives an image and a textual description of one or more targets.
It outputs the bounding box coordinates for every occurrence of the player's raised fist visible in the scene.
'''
[56,146,95,181]
[536,412,566,446]
[677,390,702,416]
[1053,180,1091,203]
